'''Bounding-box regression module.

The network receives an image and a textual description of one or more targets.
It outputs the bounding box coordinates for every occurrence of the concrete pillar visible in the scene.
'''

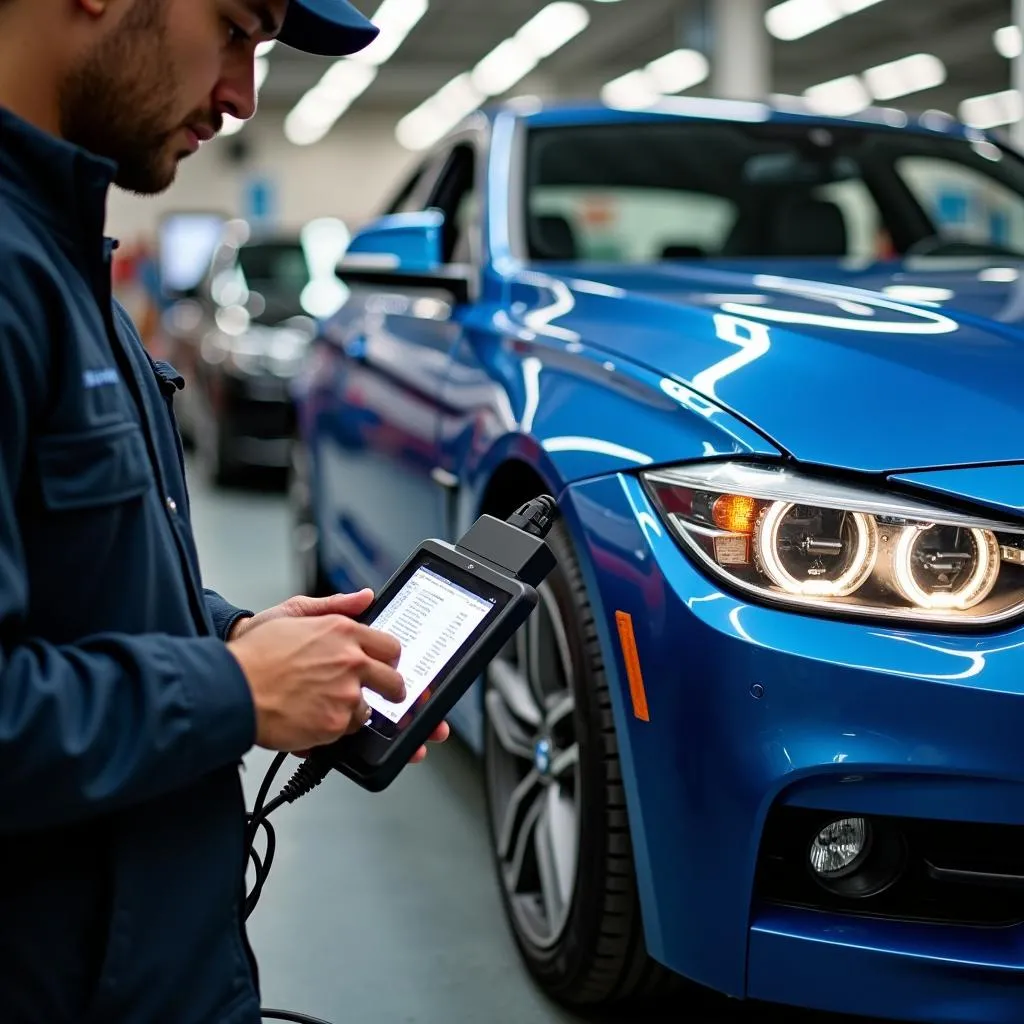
[711,0,770,101]
[1014,0,1024,147]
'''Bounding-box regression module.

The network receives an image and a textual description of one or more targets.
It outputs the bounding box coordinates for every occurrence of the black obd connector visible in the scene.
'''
[455,496,559,589]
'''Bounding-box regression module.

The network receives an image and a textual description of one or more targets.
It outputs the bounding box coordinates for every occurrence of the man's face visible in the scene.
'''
[59,0,284,195]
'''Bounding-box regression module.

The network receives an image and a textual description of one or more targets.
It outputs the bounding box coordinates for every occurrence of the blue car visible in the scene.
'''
[289,98,1024,1023]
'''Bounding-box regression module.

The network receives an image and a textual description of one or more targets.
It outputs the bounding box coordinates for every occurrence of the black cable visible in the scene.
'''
[248,756,339,1023]
[260,1011,335,1023]
[245,752,288,920]
[245,755,333,921]
[253,753,288,825]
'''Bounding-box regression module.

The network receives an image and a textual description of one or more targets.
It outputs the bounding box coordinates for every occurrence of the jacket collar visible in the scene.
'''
[0,104,117,255]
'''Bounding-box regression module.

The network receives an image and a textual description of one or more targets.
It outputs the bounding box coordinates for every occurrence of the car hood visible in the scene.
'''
[528,257,1024,474]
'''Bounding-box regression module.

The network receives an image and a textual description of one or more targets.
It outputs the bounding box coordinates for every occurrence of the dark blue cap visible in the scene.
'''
[279,0,380,56]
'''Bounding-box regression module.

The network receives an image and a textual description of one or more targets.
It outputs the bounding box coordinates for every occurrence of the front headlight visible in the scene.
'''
[642,461,1024,626]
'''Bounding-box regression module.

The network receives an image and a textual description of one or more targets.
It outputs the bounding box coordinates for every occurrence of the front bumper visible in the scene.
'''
[563,472,1024,1024]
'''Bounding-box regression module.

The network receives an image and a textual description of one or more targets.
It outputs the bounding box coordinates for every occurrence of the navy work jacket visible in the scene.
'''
[0,108,263,1022]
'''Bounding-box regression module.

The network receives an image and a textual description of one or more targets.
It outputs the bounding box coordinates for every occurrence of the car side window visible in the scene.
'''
[425,144,478,264]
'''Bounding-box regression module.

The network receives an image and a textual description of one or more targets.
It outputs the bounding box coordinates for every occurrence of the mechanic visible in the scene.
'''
[0,1,447,1022]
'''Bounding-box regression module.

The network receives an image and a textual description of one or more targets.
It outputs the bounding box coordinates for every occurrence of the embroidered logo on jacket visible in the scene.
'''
[82,367,120,389]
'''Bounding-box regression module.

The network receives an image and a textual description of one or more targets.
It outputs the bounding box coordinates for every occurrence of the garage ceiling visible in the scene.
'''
[254,0,1015,137]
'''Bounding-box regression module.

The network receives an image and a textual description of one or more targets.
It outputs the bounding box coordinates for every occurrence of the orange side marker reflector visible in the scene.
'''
[615,611,650,722]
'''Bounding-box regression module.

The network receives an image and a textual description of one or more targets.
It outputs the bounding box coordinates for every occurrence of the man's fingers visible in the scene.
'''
[295,589,375,617]
[358,659,406,705]
[348,621,402,666]
[321,589,375,615]
[410,723,450,765]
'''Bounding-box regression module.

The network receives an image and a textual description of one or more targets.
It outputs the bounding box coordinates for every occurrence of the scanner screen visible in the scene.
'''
[363,565,495,725]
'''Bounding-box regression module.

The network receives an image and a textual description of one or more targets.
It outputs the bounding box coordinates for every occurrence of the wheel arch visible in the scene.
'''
[477,458,554,521]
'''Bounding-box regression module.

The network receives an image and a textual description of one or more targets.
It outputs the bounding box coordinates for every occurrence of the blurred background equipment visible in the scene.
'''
[158,217,350,485]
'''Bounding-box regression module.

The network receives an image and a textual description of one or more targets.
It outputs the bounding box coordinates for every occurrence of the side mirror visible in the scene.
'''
[335,209,473,304]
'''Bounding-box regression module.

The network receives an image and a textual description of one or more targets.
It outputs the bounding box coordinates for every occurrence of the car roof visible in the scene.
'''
[476,97,979,142]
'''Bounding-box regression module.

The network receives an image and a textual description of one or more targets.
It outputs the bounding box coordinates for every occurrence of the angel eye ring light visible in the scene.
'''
[755,502,879,599]
[641,462,1024,628]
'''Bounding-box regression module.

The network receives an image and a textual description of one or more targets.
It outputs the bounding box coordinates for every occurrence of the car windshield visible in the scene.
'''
[236,240,309,320]
[524,119,1024,263]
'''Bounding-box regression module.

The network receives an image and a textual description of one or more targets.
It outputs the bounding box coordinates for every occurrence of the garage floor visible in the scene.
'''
[187,465,874,1024]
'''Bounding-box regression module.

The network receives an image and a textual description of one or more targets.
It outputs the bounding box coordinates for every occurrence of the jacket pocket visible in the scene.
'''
[36,421,153,511]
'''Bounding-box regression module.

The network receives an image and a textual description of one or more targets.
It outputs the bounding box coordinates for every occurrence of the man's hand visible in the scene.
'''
[228,590,377,642]
[229,613,405,752]
[229,590,450,763]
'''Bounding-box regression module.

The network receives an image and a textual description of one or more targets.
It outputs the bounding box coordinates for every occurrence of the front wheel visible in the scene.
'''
[483,521,682,1007]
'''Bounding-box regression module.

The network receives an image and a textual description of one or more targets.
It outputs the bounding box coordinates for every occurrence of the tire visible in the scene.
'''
[483,520,683,1007]
[288,438,330,598]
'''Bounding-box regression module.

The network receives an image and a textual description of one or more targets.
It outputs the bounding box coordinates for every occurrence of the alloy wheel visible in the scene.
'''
[485,583,581,950]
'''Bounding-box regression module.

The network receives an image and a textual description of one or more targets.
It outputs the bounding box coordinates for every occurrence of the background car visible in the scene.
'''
[162,221,320,485]
[290,98,1024,1023]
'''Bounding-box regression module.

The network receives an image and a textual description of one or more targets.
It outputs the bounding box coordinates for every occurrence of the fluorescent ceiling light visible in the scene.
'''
[516,2,590,59]
[645,49,709,94]
[471,37,540,96]
[285,63,379,145]
[353,0,429,66]
[601,70,660,110]
[959,89,1023,130]
[318,59,378,99]
[431,71,487,115]
[396,1,589,149]
[863,53,945,101]
[766,0,839,41]
[396,72,485,150]
[766,0,885,41]
[803,74,871,116]
[600,48,708,111]
[282,0,428,147]
[469,3,589,98]
[995,25,1023,59]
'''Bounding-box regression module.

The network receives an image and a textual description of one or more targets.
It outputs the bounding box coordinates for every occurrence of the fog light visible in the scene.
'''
[809,817,870,878]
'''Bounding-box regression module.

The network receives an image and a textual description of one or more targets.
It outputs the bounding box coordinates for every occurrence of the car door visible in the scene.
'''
[314,138,484,592]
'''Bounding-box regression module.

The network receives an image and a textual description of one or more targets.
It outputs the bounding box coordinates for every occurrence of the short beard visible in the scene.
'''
[59,0,184,195]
